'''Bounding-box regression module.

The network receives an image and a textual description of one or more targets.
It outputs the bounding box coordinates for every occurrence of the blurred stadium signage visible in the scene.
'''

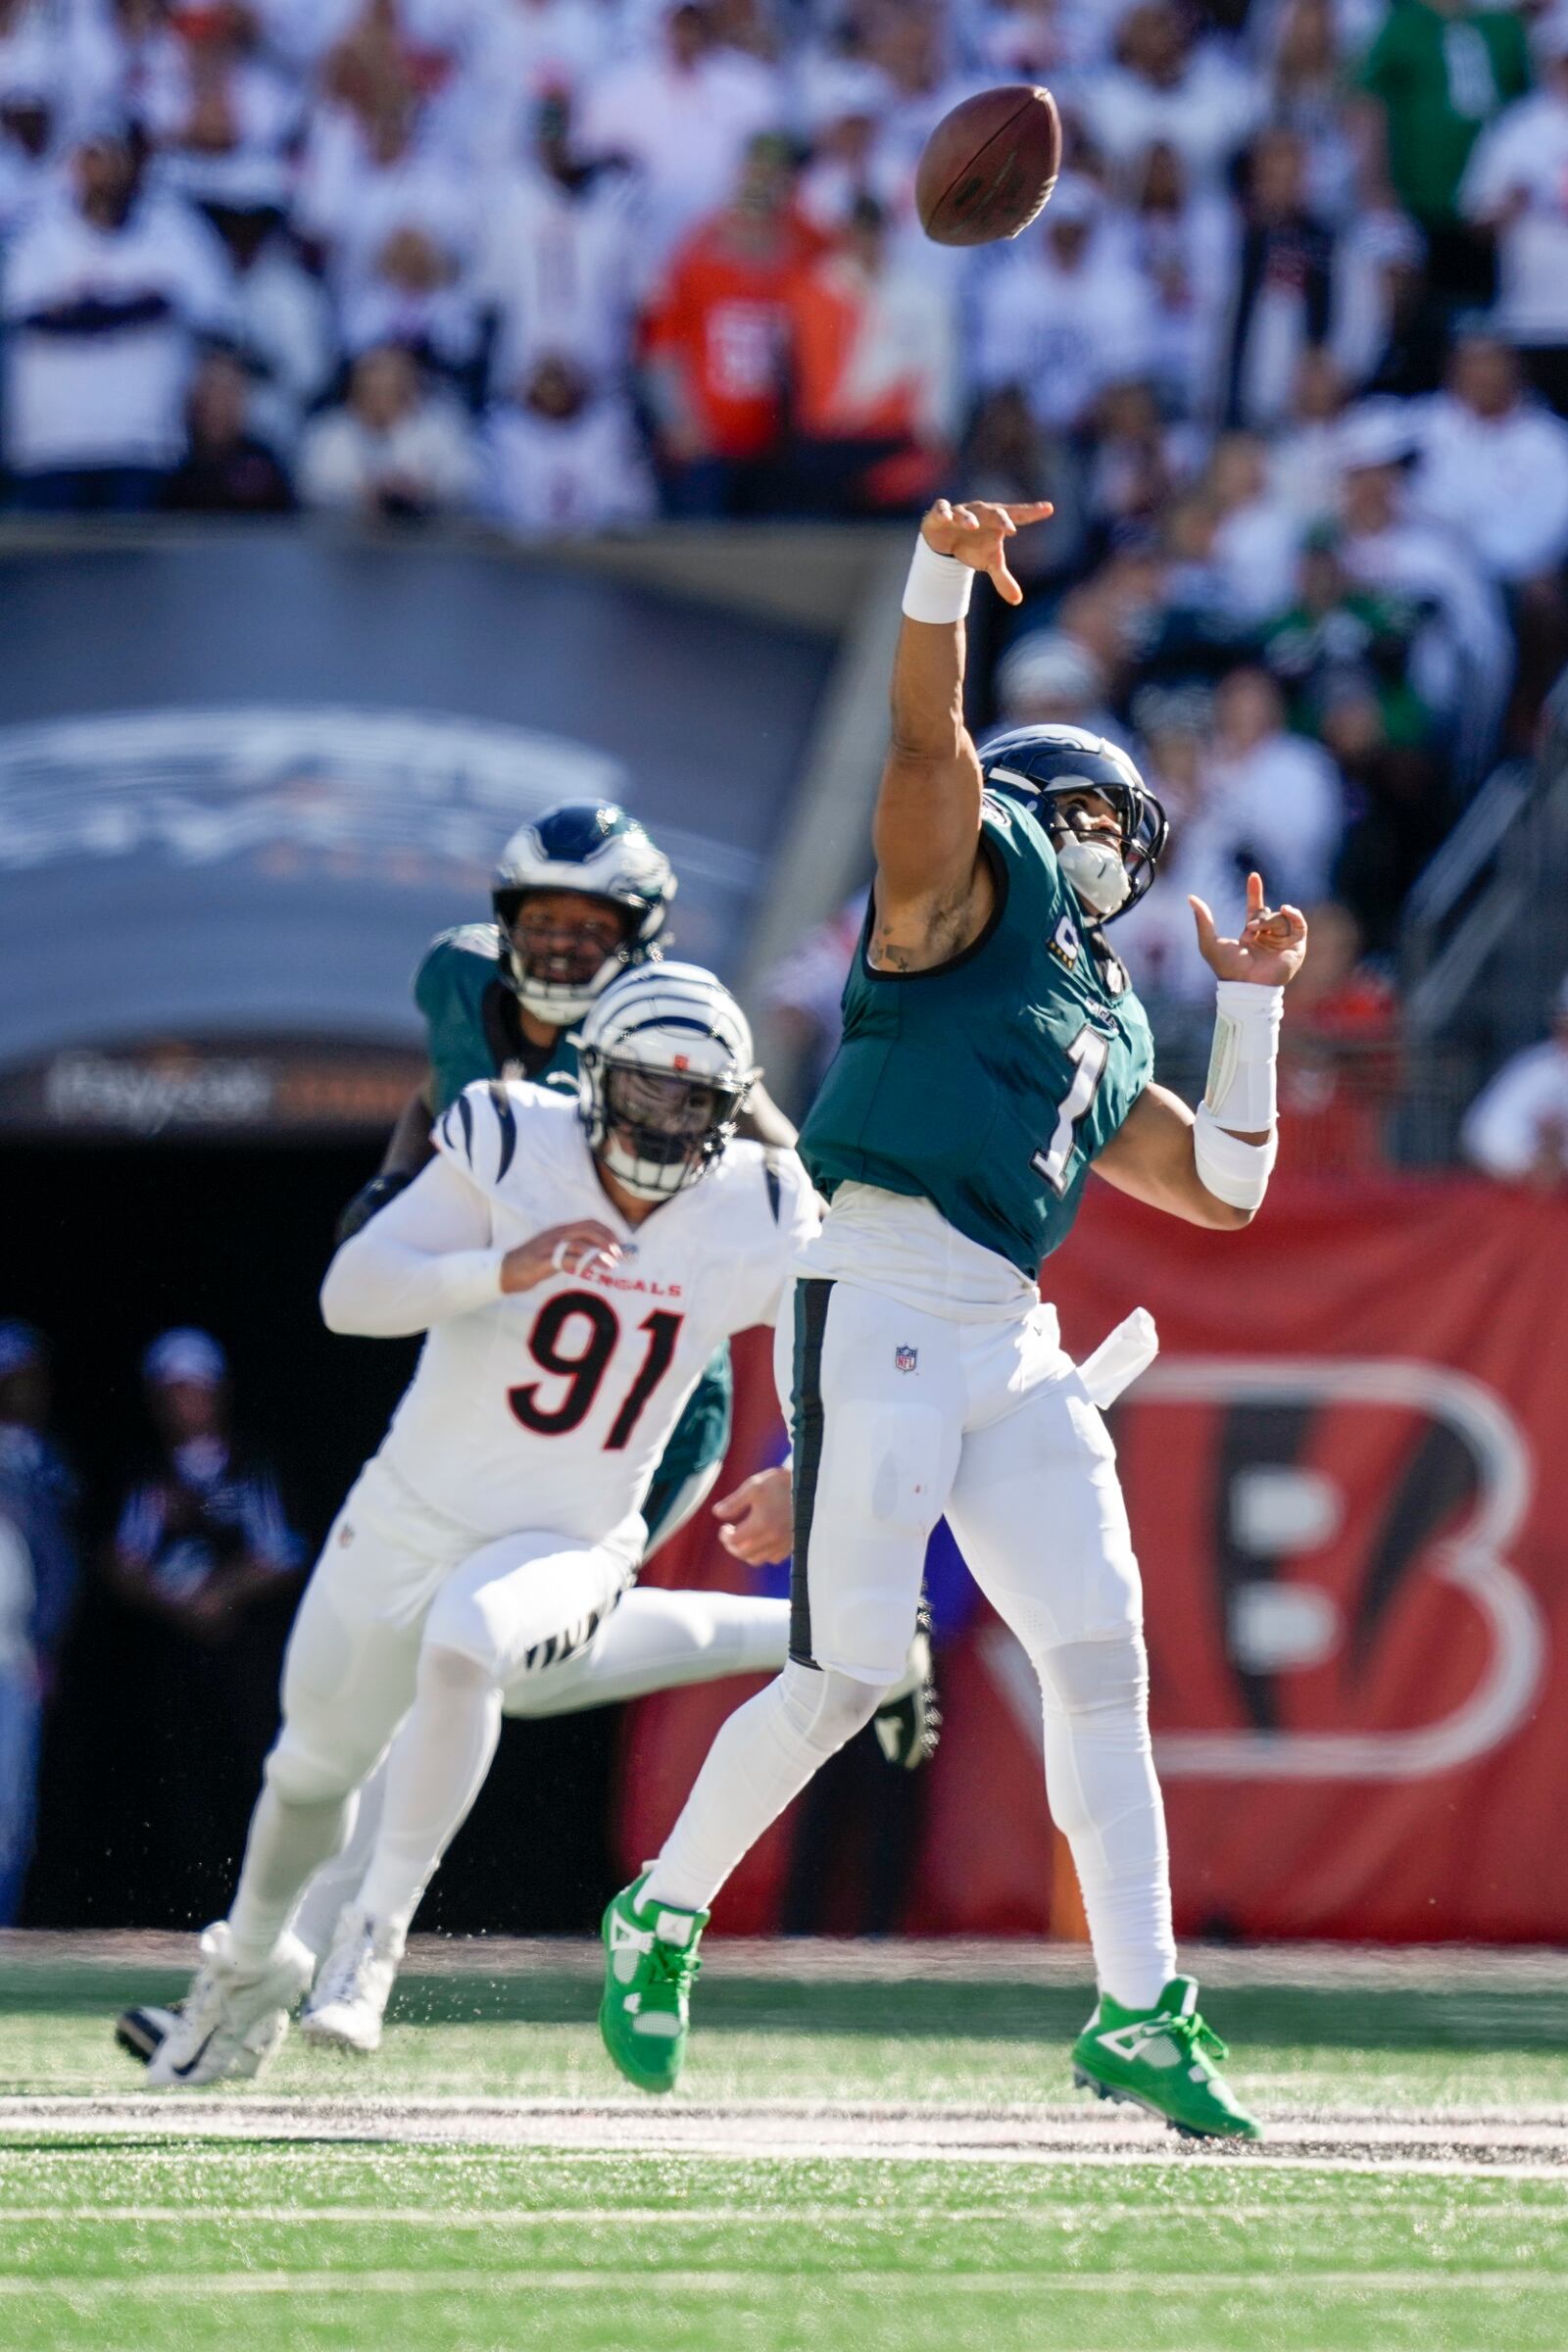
[0,539,833,1130]
[0,1040,426,1137]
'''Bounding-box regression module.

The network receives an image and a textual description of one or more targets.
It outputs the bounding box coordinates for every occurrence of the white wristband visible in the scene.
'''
[902,533,973,624]
[1194,1104,1277,1211]
[1202,980,1283,1134]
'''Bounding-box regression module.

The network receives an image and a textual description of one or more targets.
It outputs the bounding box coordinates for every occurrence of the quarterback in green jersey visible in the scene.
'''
[601,499,1308,2139]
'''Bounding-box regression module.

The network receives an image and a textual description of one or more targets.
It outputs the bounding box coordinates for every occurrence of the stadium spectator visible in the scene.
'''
[782,193,957,514]
[1461,975,1568,1189]
[217,203,336,452]
[296,85,480,376]
[1080,1,1263,193]
[1207,430,1303,621]
[298,340,479,516]
[0,1323,78,1925]
[576,1,783,270]
[484,350,655,532]
[1122,140,1235,416]
[0,121,234,510]
[1334,399,1513,768]
[1354,0,1531,312]
[993,625,1116,737]
[466,0,615,173]
[974,176,1151,436]
[1203,662,1346,914]
[639,129,815,514]
[1460,13,1568,415]
[474,90,640,399]
[104,1327,306,1907]
[144,4,299,219]
[1084,376,1202,545]
[0,49,57,237]
[161,347,296,513]
[1222,125,1335,431]
[1415,334,1568,584]
[106,1329,304,1643]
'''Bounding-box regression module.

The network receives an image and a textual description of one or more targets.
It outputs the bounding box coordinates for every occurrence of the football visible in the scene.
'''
[914,83,1061,247]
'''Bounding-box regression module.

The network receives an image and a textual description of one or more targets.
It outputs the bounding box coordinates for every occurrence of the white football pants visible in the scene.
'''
[224,1461,786,1967]
[646,1275,1175,2009]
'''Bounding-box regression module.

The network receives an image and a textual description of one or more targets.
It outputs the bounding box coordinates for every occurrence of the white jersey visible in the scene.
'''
[321,1080,817,1545]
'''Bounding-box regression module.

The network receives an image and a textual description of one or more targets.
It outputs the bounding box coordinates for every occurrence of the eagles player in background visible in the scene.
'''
[342,798,798,1567]
[599,498,1307,2141]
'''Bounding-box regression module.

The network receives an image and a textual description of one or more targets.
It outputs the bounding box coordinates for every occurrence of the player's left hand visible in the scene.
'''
[712,1465,793,1566]
[1189,871,1308,988]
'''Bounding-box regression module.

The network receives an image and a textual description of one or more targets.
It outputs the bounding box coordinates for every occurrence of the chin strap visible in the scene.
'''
[1058,835,1132,917]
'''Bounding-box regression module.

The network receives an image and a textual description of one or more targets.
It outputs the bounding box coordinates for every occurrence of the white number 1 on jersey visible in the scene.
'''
[1031,1024,1109,1197]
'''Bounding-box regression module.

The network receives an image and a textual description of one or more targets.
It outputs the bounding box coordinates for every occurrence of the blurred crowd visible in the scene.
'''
[1,0,1567,1109]
[0,1318,304,1923]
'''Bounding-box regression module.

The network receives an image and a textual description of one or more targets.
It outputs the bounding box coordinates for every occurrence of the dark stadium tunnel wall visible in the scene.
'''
[0,532,838,1934]
[13,1138,626,1935]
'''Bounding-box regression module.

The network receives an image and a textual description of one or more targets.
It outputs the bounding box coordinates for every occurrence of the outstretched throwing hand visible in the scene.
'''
[1189,871,1308,989]
[920,497,1054,607]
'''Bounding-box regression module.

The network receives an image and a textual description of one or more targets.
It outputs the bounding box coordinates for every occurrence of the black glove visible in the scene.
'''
[335,1169,414,1247]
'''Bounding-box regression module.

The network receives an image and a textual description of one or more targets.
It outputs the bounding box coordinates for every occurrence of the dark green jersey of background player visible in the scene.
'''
[417,923,580,1111]
[415,923,733,1540]
[802,791,1153,1279]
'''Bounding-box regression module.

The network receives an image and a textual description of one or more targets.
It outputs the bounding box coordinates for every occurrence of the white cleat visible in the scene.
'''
[144,1922,314,2089]
[298,1906,405,2055]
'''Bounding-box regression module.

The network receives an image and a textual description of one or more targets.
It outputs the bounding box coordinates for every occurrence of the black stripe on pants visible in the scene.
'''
[788,1277,834,1668]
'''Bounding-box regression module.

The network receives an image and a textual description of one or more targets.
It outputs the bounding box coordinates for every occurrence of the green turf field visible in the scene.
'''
[2,1939,1565,2352]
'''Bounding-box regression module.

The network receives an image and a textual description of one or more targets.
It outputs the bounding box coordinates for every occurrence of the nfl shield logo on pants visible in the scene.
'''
[895,1345,918,1374]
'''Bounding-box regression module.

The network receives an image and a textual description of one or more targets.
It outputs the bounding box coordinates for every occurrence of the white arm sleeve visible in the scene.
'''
[319,1153,507,1336]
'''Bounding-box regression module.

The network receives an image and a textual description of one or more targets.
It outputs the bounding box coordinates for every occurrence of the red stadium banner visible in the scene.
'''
[616,1177,1568,1942]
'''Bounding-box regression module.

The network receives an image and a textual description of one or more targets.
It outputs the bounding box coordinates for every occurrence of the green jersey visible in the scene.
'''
[411,923,731,1539]
[1357,1,1529,226]
[802,795,1153,1280]
[416,925,579,1112]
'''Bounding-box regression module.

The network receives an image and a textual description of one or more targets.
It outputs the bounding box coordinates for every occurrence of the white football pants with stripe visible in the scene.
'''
[646,1273,1176,2010]
[224,1457,786,1970]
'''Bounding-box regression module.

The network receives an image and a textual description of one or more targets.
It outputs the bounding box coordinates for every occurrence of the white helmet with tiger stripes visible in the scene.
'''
[575,962,759,1200]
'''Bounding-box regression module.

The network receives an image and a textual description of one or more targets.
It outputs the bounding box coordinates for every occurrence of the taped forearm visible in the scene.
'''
[1194,981,1284,1213]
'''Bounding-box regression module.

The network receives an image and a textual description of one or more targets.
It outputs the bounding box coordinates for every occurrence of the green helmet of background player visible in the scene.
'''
[492,802,676,1025]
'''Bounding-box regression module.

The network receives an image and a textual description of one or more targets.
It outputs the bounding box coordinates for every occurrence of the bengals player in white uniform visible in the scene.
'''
[142,965,840,2085]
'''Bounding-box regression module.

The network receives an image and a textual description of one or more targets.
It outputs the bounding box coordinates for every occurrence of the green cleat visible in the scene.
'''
[599,1874,708,2094]
[1072,1975,1261,2142]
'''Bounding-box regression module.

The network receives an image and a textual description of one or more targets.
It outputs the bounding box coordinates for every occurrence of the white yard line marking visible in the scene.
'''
[0,2269,1559,2300]
[3,2101,1568,2180]
[5,2197,1557,2226]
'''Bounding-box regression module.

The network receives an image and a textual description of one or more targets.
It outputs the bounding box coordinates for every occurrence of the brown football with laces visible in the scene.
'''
[914,84,1062,247]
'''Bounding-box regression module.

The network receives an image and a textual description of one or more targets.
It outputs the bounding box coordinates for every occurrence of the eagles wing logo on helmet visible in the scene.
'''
[492,801,676,1023]
[576,962,758,1201]
[980,725,1168,923]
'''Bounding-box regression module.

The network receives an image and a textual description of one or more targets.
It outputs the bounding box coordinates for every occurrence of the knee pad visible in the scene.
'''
[263,1734,363,1810]
[778,1658,886,1755]
[416,1641,499,1707]
[1036,1629,1149,1720]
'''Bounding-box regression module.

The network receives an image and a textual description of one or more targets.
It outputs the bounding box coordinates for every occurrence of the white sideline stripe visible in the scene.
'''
[7,2197,1559,2225]
[0,2270,1559,2301]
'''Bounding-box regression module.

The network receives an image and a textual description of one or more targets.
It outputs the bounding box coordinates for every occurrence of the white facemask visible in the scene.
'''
[1057,835,1132,917]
